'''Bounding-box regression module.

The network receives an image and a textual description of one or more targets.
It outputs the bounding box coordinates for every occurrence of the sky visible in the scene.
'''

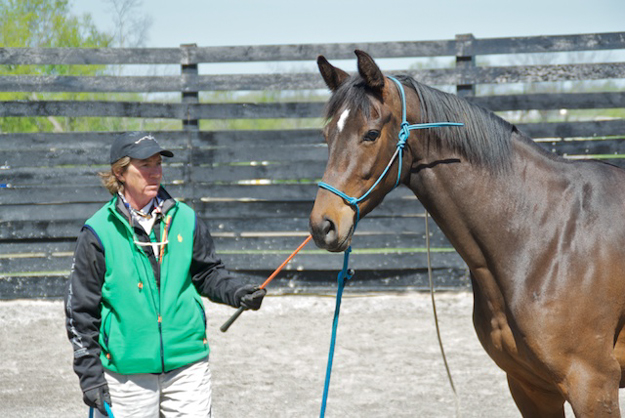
[71,0,625,49]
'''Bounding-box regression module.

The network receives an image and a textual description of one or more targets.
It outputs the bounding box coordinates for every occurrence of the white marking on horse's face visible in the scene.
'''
[337,108,350,132]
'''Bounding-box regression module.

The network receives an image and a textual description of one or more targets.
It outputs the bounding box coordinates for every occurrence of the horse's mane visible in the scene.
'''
[324,73,519,173]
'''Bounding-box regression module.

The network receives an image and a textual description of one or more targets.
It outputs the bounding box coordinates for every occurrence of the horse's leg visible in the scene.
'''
[507,375,565,418]
[613,328,625,387]
[564,357,621,417]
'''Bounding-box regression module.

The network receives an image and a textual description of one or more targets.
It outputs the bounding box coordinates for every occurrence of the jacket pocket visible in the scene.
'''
[195,298,207,329]
[100,310,113,360]
[195,299,207,344]
[102,311,113,345]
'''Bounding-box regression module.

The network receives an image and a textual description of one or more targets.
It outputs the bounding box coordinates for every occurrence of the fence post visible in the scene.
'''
[181,44,199,209]
[181,43,199,131]
[455,34,476,98]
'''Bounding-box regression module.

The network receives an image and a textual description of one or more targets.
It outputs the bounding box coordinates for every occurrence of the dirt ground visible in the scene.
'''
[1,292,622,417]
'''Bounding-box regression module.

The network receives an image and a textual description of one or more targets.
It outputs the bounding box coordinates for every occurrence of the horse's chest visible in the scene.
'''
[475,309,518,358]
[472,306,541,378]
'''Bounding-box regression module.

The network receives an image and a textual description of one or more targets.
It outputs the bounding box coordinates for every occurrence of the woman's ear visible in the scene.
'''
[113,168,125,184]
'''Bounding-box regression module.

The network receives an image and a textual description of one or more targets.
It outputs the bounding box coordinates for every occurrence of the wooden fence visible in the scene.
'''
[1,32,625,298]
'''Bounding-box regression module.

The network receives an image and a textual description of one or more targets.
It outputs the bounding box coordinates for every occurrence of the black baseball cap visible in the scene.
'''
[110,132,174,164]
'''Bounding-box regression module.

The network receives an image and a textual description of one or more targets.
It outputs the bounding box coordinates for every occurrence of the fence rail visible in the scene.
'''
[2,91,625,119]
[2,32,623,65]
[1,31,624,299]
[2,63,624,93]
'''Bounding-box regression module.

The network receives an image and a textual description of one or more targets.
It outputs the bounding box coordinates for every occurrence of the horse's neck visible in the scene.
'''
[406,130,563,294]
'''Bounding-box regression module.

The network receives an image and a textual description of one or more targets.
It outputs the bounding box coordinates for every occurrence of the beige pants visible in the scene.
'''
[96,357,212,418]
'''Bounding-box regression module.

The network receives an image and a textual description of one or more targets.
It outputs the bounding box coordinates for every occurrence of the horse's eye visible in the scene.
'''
[364,130,380,142]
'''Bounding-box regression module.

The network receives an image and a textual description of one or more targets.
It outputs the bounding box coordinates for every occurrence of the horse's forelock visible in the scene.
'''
[323,75,373,122]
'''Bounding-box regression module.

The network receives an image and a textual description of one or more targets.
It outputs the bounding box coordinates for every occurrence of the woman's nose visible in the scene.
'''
[149,166,162,176]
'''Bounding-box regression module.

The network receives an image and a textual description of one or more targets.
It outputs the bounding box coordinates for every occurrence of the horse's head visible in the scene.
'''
[309,50,411,252]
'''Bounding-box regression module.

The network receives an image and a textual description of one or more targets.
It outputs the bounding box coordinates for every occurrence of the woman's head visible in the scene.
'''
[118,154,163,209]
[99,132,174,207]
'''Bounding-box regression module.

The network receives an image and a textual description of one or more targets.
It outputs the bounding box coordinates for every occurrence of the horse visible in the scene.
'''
[308,50,625,417]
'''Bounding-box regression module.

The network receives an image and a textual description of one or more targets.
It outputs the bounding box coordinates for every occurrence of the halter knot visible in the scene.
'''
[397,122,410,148]
[318,182,358,207]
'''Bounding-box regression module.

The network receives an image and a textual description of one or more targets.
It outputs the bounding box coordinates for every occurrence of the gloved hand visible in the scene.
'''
[83,384,112,416]
[234,284,267,310]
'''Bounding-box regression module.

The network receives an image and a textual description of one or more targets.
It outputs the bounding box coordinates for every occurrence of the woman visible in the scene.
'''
[65,132,265,417]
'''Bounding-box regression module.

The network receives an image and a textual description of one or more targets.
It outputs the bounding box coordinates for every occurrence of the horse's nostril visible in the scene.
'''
[321,217,335,237]
[310,216,337,248]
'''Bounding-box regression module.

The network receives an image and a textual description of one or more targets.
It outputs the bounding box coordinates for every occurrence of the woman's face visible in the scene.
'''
[118,154,163,209]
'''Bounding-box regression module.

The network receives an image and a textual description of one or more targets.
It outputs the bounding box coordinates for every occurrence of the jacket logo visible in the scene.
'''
[178,234,183,243]
[134,135,156,145]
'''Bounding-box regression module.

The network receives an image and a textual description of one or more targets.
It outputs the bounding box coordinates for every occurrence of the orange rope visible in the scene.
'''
[260,235,312,289]
[219,234,314,333]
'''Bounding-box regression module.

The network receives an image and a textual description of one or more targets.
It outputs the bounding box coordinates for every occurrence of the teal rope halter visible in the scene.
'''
[318,76,463,224]
[317,75,463,417]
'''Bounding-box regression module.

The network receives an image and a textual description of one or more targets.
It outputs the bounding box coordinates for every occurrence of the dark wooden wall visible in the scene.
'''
[1,32,624,298]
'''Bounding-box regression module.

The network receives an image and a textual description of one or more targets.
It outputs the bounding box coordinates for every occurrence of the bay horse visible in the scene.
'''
[309,50,625,417]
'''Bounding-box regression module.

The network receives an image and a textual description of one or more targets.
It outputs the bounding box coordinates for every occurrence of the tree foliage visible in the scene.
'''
[0,0,111,48]
[0,0,112,132]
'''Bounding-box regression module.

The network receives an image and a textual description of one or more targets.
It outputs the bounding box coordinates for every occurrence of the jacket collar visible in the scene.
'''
[113,186,177,224]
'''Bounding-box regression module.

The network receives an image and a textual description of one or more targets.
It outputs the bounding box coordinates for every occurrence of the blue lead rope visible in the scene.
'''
[89,402,114,418]
[317,76,463,417]
[319,247,354,417]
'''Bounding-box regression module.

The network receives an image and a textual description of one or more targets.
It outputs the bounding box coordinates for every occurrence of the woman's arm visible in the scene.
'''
[64,226,108,393]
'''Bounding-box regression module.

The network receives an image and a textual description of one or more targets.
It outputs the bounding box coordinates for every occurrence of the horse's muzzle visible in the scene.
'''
[309,217,340,252]
[309,200,355,252]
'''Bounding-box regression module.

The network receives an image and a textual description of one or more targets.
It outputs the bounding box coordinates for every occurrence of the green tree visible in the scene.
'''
[0,0,112,132]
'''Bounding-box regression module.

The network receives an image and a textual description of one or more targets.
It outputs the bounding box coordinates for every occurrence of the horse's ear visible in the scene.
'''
[355,50,384,91]
[317,55,349,92]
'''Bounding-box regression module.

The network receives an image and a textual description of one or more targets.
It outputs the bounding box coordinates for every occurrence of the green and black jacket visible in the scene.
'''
[64,187,247,393]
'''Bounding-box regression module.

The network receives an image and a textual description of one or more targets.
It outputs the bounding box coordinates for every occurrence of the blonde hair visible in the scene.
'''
[98,157,131,195]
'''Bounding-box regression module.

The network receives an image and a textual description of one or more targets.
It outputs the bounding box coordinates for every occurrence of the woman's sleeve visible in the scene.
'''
[64,226,108,393]
[190,215,248,307]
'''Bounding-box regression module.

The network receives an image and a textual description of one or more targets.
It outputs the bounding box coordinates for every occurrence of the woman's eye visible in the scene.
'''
[364,130,380,142]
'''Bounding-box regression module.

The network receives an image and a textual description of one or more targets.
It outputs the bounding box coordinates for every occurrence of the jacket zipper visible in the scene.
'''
[157,216,170,373]
[131,226,165,373]
[158,312,165,372]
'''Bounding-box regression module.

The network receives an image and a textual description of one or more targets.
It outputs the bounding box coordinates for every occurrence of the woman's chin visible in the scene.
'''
[145,186,160,196]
